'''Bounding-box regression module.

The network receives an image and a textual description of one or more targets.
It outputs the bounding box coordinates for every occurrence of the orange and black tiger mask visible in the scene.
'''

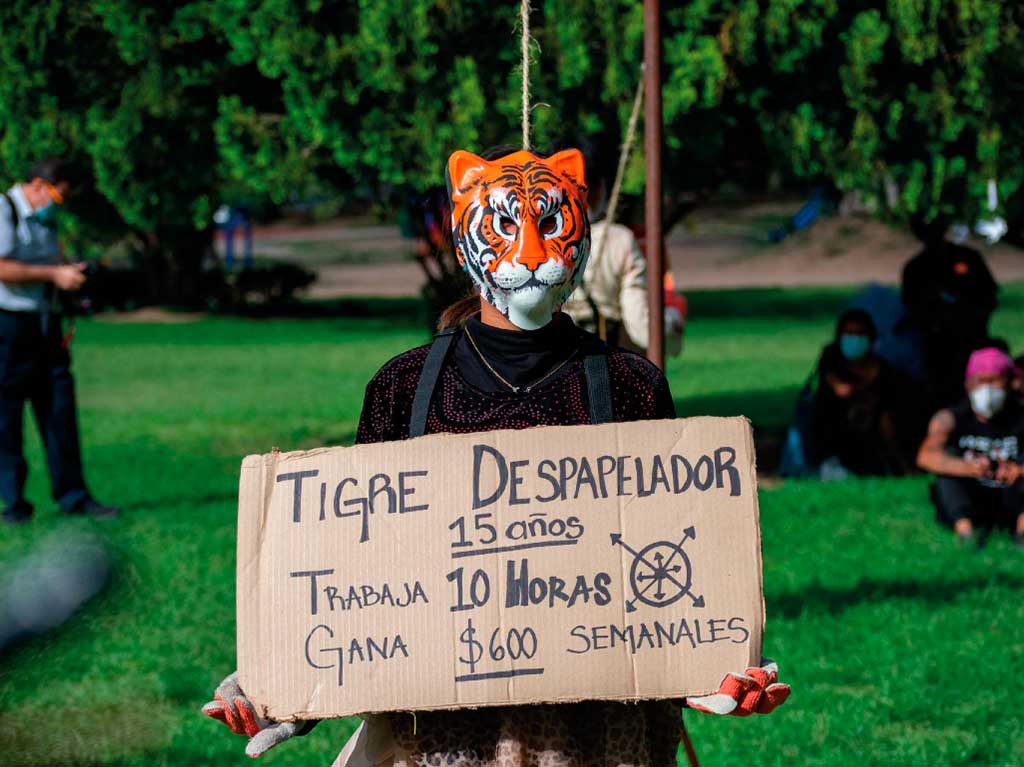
[446,149,590,330]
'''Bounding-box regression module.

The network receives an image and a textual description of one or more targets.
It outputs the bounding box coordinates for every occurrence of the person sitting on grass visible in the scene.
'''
[917,347,1024,547]
[810,308,920,478]
[201,146,790,764]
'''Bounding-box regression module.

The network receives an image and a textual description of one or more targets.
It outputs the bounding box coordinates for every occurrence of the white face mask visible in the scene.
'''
[969,384,1006,419]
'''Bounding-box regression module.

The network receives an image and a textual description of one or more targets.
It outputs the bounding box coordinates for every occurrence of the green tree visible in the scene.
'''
[1,0,1021,304]
[729,0,1023,236]
[0,2,247,301]
[217,0,1023,233]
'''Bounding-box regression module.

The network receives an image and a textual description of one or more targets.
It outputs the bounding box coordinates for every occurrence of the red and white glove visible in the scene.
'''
[202,671,311,757]
[685,659,790,716]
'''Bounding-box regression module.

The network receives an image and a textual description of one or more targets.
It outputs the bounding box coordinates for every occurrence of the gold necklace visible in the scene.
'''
[464,327,576,394]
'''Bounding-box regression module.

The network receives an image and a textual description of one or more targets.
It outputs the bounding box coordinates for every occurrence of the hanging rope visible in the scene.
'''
[520,0,532,150]
[593,70,644,262]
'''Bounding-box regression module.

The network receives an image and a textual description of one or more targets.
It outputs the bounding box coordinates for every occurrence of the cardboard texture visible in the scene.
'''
[237,417,763,720]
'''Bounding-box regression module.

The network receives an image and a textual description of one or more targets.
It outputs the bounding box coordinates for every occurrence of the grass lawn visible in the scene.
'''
[2,285,1023,767]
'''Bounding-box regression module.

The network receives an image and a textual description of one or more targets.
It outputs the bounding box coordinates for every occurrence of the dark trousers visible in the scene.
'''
[930,475,1022,531]
[0,310,89,515]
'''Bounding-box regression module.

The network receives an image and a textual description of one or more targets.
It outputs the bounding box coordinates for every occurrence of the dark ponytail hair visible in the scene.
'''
[438,291,480,330]
[835,308,877,342]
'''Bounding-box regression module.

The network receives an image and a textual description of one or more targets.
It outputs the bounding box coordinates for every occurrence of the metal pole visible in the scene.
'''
[644,0,665,370]
[680,717,701,767]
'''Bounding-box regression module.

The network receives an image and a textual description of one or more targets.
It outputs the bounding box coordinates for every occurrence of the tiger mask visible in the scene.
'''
[446,148,590,330]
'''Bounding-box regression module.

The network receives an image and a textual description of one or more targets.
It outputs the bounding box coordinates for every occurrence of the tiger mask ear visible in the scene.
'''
[545,148,587,192]
[447,150,490,201]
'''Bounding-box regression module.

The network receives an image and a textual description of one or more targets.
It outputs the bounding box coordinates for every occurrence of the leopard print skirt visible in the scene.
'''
[335,702,683,767]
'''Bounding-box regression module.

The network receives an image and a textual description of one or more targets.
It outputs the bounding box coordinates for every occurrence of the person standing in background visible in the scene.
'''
[561,140,683,354]
[563,215,651,348]
[0,157,118,523]
[901,241,998,410]
[213,203,254,270]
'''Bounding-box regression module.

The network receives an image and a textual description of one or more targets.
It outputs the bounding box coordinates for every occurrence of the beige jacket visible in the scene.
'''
[563,221,649,348]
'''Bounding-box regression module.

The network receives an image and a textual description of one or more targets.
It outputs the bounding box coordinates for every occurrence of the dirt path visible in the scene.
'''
[669,201,1024,288]
[232,203,1024,298]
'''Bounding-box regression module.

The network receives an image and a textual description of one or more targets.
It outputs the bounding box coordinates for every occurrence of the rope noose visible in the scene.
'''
[516,2,645,266]
[520,0,532,150]
[593,71,644,264]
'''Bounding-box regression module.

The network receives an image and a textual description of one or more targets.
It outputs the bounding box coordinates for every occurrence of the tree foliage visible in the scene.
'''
[0,1,238,299]
[719,0,1024,233]
[0,1,1021,299]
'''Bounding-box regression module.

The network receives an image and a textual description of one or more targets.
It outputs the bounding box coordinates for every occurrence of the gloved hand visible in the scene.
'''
[685,659,790,716]
[664,306,684,335]
[664,306,685,358]
[201,671,310,757]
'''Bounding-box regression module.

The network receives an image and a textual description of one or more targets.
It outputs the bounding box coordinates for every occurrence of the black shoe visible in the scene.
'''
[1013,532,1024,549]
[66,498,119,519]
[2,506,32,524]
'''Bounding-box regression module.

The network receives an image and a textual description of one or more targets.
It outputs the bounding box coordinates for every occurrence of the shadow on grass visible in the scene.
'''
[674,386,799,430]
[0,702,175,767]
[675,386,799,471]
[217,285,856,327]
[224,295,428,327]
[685,286,854,321]
[125,489,240,512]
[310,428,359,448]
[769,572,1024,620]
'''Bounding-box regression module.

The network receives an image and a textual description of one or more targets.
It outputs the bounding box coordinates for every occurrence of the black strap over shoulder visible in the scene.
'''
[409,327,459,438]
[410,325,614,435]
[584,343,613,425]
[1,192,17,227]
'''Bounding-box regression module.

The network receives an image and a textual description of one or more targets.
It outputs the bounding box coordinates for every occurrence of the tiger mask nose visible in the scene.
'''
[512,219,547,272]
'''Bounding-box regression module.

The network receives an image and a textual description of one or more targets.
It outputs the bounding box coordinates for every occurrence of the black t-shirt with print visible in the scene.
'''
[946,398,1024,487]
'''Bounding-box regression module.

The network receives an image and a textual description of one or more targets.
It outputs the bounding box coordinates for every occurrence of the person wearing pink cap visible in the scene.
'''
[917,346,1024,547]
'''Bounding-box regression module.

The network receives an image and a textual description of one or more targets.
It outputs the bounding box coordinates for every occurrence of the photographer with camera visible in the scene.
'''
[917,347,1024,547]
[0,158,118,524]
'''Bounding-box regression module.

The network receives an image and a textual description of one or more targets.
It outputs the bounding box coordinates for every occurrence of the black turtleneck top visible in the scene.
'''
[356,312,675,444]
[453,312,582,392]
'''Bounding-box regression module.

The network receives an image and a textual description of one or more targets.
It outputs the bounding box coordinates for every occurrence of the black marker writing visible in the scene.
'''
[471,444,742,509]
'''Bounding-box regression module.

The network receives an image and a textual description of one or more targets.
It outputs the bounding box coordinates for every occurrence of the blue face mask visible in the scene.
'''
[839,334,871,361]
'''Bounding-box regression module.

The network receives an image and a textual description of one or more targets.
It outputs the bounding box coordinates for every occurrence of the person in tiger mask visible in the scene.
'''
[203,147,789,766]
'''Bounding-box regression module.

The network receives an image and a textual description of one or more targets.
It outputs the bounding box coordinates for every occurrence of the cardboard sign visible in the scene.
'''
[237,417,763,720]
